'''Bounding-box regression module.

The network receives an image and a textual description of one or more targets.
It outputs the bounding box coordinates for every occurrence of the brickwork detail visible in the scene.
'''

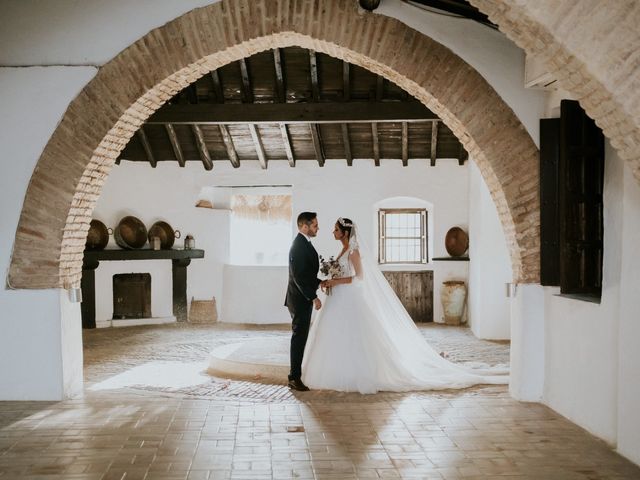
[471,0,640,178]
[7,0,541,289]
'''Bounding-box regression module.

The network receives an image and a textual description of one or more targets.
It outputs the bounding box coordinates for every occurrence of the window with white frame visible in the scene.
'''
[378,209,427,264]
[230,193,292,265]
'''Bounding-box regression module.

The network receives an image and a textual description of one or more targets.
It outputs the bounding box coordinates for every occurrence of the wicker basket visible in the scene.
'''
[189,297,217,323]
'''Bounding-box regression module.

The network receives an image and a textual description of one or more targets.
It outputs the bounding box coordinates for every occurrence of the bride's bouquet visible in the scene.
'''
[319,255,342,295]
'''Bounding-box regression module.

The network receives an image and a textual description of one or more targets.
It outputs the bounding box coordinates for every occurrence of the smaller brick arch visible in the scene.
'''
[472,0,640,179]
[7,0,540,290]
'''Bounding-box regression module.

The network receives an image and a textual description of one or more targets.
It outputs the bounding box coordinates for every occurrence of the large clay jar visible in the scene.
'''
[440,281,467,325]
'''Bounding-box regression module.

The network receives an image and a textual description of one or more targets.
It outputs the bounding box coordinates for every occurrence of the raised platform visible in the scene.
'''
[208,337,289,384]
[96,316,176,329]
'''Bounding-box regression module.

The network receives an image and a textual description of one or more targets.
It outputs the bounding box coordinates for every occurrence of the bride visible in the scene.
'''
[301,217,508,394]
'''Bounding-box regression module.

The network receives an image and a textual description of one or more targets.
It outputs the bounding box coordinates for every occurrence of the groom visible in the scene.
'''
[285,212,323,391]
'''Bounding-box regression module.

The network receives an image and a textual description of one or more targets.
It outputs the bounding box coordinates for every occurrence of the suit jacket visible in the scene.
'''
[285,233,321,308]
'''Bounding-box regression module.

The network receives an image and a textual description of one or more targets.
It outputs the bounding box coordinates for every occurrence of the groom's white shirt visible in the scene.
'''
[300,232,312,242]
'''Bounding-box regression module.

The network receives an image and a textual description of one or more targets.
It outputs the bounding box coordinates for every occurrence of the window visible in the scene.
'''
[378,209,427,264]
[230,193,292,265]
[540,100,604,302]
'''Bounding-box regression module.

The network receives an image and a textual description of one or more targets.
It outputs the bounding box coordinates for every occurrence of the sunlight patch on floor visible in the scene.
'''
[88,361,209,391]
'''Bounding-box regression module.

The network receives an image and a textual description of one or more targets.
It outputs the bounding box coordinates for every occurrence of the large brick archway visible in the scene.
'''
[8,0,540,290]
[471,0,640,179]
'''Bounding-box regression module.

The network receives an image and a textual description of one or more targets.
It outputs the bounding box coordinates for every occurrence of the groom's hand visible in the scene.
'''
[313,298,322,310]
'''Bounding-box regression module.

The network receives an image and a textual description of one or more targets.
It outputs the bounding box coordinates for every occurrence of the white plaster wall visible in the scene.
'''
[617,164,640,465]
[0,0,218,66]
[59,290,83,398]
[221,265,289,324]
[0,67,96,400]
[509,284,545,402]
[543,141,623,445]
[468,161,511,339]
[96,159,471,324]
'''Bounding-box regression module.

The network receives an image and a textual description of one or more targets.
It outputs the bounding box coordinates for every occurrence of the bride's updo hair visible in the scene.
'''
[336,217,353,238]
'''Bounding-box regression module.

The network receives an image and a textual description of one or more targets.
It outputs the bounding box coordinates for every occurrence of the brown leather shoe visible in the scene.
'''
[288,378,310,391]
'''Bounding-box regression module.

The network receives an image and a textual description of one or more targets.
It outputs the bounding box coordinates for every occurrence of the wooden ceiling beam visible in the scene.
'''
[310,124,325,167]
[210,70,224,103]
[343,61,350,101]
[219,124,240,168]
[137,127,156,168]
[342,123,353,166]
[430,120,438,167]
[147,102,438,125]
[376,75,384,102]
[191,124,213,170]
[249,124,268,169]
[273,48,285,103]
[279,123,295,167]
[372,123,380,167]
[309,50,320,102]
[238,58,253,103]
[402,122,408,167]
[165,124,185,167]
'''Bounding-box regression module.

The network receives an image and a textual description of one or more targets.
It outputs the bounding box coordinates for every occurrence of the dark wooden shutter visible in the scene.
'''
[540,118,561,286]
[558,100,604,299]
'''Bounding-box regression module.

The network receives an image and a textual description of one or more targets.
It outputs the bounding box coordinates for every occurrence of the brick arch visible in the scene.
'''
[471,0,640,179]
[8,0,540,289]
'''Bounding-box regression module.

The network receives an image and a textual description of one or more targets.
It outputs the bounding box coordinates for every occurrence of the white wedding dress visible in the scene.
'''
[302,224,508,394]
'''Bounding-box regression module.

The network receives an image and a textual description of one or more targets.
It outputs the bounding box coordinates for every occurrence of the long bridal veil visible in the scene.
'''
[347,222,508,389]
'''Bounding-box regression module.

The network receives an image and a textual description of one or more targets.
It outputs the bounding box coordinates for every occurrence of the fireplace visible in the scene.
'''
[81,248,204,328]
[112,273,151,319]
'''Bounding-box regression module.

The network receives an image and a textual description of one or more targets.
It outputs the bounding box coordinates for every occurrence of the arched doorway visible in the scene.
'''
[7,0,539,292]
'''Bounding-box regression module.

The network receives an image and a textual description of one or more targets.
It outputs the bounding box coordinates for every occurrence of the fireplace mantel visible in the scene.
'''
[81,248,205,328]
[83,248,204,263]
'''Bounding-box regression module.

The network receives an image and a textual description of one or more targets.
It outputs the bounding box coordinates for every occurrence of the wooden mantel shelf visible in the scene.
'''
[83,248,204,263]
[81,248,205,329]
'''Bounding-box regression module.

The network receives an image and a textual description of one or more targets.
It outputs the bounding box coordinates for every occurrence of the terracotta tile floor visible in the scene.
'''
[0,323,638,479]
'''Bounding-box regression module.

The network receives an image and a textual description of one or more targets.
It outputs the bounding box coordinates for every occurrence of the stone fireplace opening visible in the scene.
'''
[113,273,151,319]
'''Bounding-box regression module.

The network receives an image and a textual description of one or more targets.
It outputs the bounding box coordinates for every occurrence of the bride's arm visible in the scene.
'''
[325,250,362,286]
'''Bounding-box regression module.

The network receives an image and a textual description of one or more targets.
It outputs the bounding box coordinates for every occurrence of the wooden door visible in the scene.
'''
[382,271,433,322]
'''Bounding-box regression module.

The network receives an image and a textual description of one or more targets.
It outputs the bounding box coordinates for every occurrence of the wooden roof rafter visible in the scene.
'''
[280,123,295,167]
[165,124,185,167]
[310,123,325,167]
[137,127,156,168]
[191,124,213,170]
[219,124,240,168]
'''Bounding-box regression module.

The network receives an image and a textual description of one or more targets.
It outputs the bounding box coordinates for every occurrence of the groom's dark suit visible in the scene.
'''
[285,232,321,381]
